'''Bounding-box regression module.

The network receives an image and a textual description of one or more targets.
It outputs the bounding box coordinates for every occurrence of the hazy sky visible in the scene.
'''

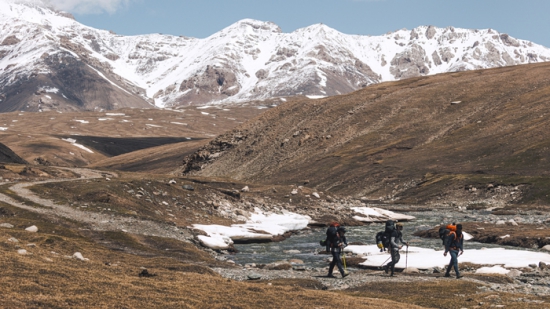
[50,0,550,47]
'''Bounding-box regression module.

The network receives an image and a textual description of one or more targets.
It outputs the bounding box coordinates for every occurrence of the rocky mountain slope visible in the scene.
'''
[180,62,550,206]
[1,0,550,111]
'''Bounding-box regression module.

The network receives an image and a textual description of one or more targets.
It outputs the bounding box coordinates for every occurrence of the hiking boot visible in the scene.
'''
[456,275,463,279]
[444,273,451,278]
[342,272,349,278]
[327,274,337,278]
[383,265,389,274]
[390,273,395,277]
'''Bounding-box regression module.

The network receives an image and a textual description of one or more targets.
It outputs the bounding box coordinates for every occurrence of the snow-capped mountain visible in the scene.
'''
[1,0,550,112]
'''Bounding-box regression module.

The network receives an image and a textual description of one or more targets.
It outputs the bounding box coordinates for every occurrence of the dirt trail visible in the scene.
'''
[0,167,192,241]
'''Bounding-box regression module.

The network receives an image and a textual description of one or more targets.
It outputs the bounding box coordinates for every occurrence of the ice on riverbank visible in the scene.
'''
[345,245,550,273]
[351,207,416,222]
[192,209,311,250]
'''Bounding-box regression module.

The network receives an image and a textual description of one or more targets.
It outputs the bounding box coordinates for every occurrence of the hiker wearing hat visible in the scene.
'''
[444,223,464,279]
[383,222,408,277]
[327,226,349,278]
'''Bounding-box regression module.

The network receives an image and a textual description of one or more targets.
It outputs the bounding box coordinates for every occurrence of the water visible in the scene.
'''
[230,210,541,268]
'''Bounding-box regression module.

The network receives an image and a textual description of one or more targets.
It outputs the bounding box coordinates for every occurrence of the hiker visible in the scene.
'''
[324,222,340,252]
[383,222,408,277]
[327,226,349,278]
[444,223,464,279]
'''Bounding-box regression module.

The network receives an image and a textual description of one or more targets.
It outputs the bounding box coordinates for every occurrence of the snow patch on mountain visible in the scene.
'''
[1,1,550,110]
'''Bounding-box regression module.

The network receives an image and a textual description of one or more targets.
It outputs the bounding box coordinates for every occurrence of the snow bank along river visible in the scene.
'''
[192,207,550,273]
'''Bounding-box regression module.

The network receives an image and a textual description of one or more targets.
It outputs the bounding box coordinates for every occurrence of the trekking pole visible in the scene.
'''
[342,252,347,271]
[405,245,409,270]
[380,256,391,268]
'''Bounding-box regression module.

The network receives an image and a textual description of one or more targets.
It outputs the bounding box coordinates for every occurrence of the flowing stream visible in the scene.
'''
[230,209,544,268]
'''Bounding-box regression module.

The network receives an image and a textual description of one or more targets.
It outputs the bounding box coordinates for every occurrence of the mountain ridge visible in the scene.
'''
[1,1,550,111]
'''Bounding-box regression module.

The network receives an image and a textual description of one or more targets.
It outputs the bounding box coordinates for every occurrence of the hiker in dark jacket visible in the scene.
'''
[444,223,464,279]
[327,227,349,278]
[383,222,408,277]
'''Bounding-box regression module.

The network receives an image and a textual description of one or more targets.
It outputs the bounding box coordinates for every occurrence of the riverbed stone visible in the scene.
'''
[402,267,420,274]
[289,259,304,265]
[0,223,14,228]
[264,262,292,270]
[506,269,522,278]
[247,273,261,280]
[542,245,550,252]
[284,250,301,254]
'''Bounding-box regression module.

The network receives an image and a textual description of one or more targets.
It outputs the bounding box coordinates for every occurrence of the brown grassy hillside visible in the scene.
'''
[0,105,266,171]
[181,62,550,205]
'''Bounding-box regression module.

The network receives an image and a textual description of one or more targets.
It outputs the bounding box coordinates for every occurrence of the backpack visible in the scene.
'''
[375,220,396,251]
[375,231,390,251]
[325,222,340,247]
[438,226,450,245]
[439,224,456,245]
[447,231,463,249]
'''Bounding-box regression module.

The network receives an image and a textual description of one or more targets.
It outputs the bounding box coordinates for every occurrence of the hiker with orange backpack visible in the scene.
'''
[444,223,464,279]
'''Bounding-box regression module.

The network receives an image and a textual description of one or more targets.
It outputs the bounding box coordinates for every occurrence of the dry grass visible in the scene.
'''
[0,203,420,309]
[343,279,550,309]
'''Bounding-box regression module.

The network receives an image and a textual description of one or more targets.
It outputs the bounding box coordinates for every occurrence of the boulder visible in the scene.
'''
[17,249,29,255]
[0,223,14,228]
[182,185,195,191]
[73,252,89,261]
[542,245,550,252]
[241,186,250,192]
[25,225,38,233]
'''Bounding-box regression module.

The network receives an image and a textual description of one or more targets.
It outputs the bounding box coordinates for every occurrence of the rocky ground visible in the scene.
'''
[213,262,550,295]
[1,164,550,308]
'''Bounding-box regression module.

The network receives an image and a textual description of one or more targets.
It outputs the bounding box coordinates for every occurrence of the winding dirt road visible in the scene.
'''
[0,167,192,241]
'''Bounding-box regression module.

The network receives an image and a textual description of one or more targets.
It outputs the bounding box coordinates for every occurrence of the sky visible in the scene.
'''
[42,0,550,47]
